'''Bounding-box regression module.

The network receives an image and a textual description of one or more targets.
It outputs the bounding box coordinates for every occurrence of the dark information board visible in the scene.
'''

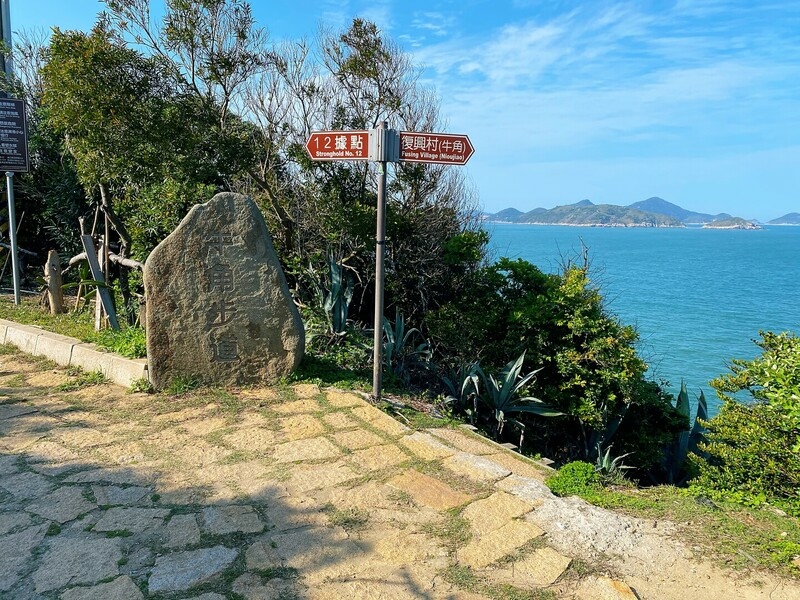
[0,98,29,172]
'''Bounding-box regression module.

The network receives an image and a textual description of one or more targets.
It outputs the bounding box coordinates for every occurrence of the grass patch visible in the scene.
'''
[87,326,146,358]
[559,482,800,577]
[165,375,202,395]
[104,529,134,538]
[2,373,27,388]
[324,504,370,531]
[56,369,108,392]
[423,509,472,553]
[45,523,61,536]
[442,564,556,599]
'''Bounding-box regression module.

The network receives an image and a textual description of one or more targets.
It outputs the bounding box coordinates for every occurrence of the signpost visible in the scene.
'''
[0,98,29,305]
[305,131,370,161]
[399,132,474,165]
[305,125,474,399]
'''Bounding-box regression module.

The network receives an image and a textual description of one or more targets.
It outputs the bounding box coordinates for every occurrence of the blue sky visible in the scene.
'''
[9,0,800,220]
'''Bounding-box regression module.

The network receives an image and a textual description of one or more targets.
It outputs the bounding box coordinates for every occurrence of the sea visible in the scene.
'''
[486,223,800,415]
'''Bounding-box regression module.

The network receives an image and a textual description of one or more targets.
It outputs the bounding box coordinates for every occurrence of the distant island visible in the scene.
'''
[486,197,772,229]
[702,217,761,230]
[768,212,800,225]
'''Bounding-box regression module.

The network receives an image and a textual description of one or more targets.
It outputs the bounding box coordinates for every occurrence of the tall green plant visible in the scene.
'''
[323,254,354,335]
[382,310,431,384]
[658,382,708,484]
[470,352,562,441]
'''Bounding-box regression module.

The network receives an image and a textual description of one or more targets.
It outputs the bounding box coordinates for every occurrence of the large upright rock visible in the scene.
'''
[144,192,303,389]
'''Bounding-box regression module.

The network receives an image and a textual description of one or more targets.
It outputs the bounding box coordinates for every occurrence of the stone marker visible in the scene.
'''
[144,192,304,388]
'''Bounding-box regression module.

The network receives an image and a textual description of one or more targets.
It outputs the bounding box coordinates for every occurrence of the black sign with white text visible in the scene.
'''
[0,98,29,172]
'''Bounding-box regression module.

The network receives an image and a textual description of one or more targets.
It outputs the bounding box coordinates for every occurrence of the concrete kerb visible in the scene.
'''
[0,318,148,388]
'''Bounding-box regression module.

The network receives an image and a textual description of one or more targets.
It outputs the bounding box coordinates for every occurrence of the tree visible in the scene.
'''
[690,332,800,507]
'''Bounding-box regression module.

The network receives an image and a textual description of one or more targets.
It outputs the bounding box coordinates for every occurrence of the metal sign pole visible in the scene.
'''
[5,171,20,304]
[372,121,388,400]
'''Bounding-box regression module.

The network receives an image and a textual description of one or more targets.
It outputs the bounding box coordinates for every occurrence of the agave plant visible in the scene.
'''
[440,361,481,420]
[322,254,354,335]
[474,352,563,440]
[663,381,709,484]
[595,443,634,484]
[382,310,431,383]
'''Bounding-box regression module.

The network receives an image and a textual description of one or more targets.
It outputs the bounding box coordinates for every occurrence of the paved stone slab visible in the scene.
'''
[400,431,457,460]
[27,486,96,523]
[94,507,170,533]
[462,491,536,535]
[387,470,471,511]
[148,545,238,593]
[0,511,32,535]
[0,524,48,591]
[495,473,553,503]
[574,575,640,599]
[60,575,144,600]
[0,471,54,499]
[223,427,277,452]
[322,411,359,429]
[369,527,448,565]
[272,437,341,463]
[285,461,359,494]
[263,494,328,532]
[55,426,109,448]
[271,397,323,414]
[331,428,385,450]
[33,537,121,593]
[325,389,365,408]
[351,406,410,436]
[233,573,298,600]
[277,414,326,441]
[26,440,82,464]
[245,537,282,570]
[484,546,572,588]
[457,520,544,568]
[92,485,152,506]
[65,467,154,486]
[484,452,549,481]
[181,416,229,436]
[185,594,227,600]
[165,513,201,548]
[320,481,440,526]
[270,526,365,586]
[0,454,20,474]
[427,427,501,456]
[443,452,512,483]
[202,505,264,534]
[348,444,409,472]
[0,432,45,451]
[0,402,37,420]
[292,383,320,398]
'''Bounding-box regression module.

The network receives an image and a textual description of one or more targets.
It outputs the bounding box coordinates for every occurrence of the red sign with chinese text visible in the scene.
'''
[305,131,370,161]
[399,132,474,165]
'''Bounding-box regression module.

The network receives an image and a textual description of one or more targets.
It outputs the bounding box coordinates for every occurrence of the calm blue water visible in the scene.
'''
[487,224,800,414]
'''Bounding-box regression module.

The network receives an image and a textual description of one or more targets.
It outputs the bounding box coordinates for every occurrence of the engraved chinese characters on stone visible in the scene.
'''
[144,192,304,389]
[212,335,240,362]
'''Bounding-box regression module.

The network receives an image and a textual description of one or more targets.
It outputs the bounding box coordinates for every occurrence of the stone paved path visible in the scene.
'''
[3,347,794,600]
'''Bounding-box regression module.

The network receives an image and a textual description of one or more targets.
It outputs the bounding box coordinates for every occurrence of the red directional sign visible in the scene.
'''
[399,132,474,165]
[305,130,370,161]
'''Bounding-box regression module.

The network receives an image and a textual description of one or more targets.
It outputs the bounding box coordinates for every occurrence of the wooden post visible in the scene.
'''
[44,250,64,314]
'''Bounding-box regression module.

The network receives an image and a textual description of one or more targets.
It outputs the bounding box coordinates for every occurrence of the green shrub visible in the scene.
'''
[546,461,599,497]
[89,326,147,358]
[689,332,800,509]
[426,257,682,470]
